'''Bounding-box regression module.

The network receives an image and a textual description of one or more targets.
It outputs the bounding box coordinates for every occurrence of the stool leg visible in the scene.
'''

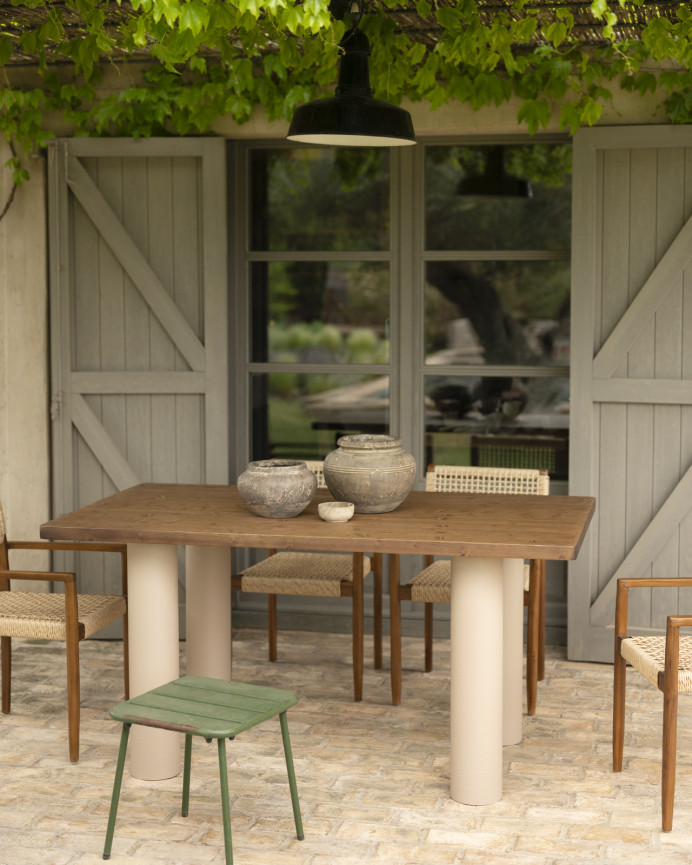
[182,733,193,817]
[279,711,304,840]
[217,737,234,865]
[103,723,131,860]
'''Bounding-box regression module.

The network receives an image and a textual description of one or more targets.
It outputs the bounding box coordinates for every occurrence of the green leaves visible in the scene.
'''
[0,0,691,185]
[517,99,551,134]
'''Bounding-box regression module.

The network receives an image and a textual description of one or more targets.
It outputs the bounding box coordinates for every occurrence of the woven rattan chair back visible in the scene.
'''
[303,460,326,488]
[425,465,549,496]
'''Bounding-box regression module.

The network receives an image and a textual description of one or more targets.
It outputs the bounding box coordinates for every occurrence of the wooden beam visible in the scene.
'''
[593,213,692,380]
[66,155,205,372]
[72,395,141,491]
[592,378,692,405]
[590,465,692,625]
[72,372,205,394]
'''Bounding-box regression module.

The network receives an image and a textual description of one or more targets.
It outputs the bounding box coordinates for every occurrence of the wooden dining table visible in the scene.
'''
[40,482,594,805]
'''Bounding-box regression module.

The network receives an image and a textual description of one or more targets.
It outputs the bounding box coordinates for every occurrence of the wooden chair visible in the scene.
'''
[613,577,692,831]
[389,464,549,708]
[233,460,382,702]
[103,676,303,864]
[0,500,128,762]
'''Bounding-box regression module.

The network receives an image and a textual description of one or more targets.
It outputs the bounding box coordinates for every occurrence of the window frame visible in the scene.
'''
[231,135,571,486]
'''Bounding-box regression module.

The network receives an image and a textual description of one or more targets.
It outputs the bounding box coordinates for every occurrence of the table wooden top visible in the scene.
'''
[40,483,595,561]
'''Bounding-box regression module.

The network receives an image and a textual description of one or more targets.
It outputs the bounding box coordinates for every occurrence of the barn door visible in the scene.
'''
[568,126,692,662]
[47,138,228,630]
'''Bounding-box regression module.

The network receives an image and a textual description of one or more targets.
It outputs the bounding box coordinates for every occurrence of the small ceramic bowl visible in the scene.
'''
[318,501,355,523]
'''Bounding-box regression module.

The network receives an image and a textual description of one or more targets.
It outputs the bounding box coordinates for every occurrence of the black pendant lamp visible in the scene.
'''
[287,2,415,147]
[456,146,532,198]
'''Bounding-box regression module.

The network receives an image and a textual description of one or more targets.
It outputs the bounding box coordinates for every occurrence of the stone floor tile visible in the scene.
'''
[5,632,692,865]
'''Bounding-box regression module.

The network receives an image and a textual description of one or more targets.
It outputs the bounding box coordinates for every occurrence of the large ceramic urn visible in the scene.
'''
[237,459,317,518]
[323,434,416,514]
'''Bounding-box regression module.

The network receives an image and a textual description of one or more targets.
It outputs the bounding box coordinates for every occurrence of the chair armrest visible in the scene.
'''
[615,578,692,641]
[0,569,76,584]
[617,578,692,590]
[8,541,127,596]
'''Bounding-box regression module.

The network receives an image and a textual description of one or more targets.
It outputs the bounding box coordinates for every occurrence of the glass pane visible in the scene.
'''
[251,261,390,364]
[425,143,571,251]
[250,373,390,461]
[425,260,570,366]
[250,147,390,251]
[424,375,569,479]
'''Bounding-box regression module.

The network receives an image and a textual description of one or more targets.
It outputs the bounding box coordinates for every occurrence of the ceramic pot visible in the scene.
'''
[237,459,317,518]
[323,434,416,514]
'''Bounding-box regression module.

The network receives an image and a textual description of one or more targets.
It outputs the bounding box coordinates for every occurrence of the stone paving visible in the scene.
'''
[1,629,692,865]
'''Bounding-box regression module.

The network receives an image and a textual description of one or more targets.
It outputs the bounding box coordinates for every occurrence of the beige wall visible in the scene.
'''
[0,141,50,569]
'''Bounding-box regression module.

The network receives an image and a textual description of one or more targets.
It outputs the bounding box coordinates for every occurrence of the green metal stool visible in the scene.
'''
[103,676,304,864]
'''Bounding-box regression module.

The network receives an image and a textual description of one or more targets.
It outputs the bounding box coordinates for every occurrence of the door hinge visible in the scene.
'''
[50,393,62,421]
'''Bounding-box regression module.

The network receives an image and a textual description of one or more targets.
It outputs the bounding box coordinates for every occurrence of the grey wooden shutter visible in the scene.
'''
[568,126,692,662]
[47,138,228,626]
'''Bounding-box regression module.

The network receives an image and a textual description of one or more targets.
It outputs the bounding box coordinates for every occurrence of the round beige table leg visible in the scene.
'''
[127,543,181,780]
[503,558,524,746]
[185,545,232,679]
[450,556,504,805]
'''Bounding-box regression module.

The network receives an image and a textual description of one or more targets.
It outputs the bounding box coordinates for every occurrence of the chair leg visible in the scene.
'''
[66,625,81,763]
[268,594,277,662]
[389,554,402,706]
[424,603,434,673]
[103,723,131,860]
[217,737,234,865]
[279,710,304,840]
[182,733,193,817]
[1,635,10,714]
[372,553,383,671]
[537,561,546,681]
[662,684,679,831]
[526,562,540,716]
[122,608,130,701]
[612,643,627,773]
[352,552,364,702]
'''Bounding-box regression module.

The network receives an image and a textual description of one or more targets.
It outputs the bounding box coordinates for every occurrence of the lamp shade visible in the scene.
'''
[287,29,415,147]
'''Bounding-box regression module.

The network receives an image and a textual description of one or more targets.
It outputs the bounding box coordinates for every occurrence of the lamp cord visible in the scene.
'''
[340,0,364,47]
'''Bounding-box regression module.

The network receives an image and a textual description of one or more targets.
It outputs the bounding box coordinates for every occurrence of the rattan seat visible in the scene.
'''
[409,559,531,604]
[233,460,382,701]
[621,635,692,691]
[613,577,692,831]
[0,592,126,640]
[389,464,549,709]
[0,499,128,762]
[240,551,371,597]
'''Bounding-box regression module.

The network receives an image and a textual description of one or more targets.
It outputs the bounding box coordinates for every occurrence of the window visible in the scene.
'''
[243,146,393,461]
[236,139,571,480]
[421,143,571,479]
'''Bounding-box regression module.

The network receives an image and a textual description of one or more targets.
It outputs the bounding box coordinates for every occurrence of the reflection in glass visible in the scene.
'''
[424,375,569,479]
[251,261,390,364]
[425,143,571,251]
[250,147,390,252]
[425,260,570,366]
[251,373,390,461]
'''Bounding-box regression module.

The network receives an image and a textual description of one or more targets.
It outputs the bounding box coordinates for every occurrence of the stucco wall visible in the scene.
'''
[0,141,50,570]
